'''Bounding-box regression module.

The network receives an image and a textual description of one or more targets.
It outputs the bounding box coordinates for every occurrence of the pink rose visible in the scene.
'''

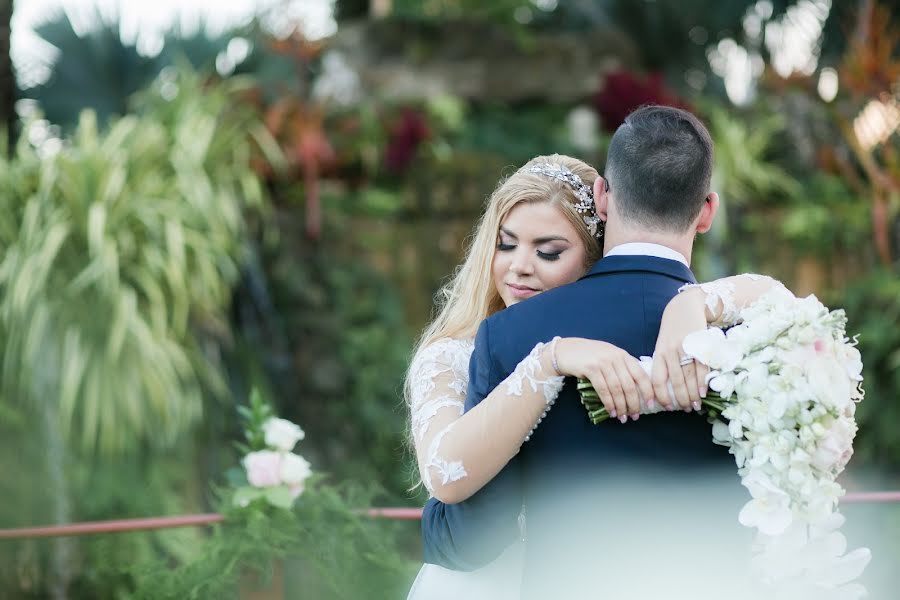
[243,450,282,487]
[281,453,312,500]
[812,418,856,472]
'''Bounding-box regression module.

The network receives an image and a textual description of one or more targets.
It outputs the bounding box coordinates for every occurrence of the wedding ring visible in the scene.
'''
[679,356,694,366]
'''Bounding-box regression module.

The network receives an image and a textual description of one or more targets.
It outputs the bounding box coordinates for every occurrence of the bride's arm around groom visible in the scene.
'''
[420,315,529,570]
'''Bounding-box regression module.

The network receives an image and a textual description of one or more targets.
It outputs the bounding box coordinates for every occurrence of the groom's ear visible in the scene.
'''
[694,192,719,234]
[593,177,609,221]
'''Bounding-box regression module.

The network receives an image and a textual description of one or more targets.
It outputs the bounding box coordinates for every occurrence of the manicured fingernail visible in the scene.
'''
[692,401,701,411]
[610,409,617,418]
[700,387,707,399]
[618,415,628,424]
[646,399,656,409]
[632,414,640,421]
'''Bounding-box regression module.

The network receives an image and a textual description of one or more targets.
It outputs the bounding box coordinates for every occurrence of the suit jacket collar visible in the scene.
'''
[580,254,696,284]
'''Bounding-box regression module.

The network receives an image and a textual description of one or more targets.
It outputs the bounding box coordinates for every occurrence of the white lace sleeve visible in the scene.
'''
[679,273,787,327]
[504,341,566,442]
[409,338,566,503]
[408,338,473,495]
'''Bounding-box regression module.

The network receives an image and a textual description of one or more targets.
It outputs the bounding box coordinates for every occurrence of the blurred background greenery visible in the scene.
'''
[0,0,898,597]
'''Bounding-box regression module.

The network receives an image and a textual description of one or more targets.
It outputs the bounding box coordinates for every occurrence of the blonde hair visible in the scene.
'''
[404,154,601,451]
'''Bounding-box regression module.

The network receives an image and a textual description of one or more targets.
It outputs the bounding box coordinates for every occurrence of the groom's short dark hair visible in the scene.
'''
[605,105,713,232]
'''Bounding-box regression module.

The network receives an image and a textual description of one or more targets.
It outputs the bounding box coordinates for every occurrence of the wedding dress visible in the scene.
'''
[406,336,564,600]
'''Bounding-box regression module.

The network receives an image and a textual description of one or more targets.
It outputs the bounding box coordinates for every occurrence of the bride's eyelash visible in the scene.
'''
[537,250,562,261]
[497,242,562,261]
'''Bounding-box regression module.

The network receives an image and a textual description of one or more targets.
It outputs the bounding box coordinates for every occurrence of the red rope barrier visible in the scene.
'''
[843,490,900,503]
[0,514,225,539]
[0,492,897,540]
[365,507,424,520]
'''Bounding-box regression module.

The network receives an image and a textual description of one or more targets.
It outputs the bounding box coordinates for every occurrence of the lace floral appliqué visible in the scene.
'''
[505,341,566,441]
[680,274,779,327]
[408,338,474,494]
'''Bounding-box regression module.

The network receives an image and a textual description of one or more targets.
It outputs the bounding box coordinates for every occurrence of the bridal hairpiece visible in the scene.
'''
[525,163,603,239]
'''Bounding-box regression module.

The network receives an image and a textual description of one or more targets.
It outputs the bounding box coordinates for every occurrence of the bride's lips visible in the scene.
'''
[507,283,540,299]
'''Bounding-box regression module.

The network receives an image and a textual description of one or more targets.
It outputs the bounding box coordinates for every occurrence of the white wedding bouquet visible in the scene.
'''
[579,288,871,598]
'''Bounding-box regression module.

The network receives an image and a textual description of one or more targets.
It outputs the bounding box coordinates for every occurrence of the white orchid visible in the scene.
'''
[683,327,744,371]
[582,287,869,595]
[739,492,793,536]
[685,288,868,594]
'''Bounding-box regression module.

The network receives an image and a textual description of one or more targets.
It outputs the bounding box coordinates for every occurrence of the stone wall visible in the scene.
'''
[330,18,640,103]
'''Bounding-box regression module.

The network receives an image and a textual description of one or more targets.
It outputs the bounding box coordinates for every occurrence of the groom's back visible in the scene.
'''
[485,255,736,598]
[488,255,725,469]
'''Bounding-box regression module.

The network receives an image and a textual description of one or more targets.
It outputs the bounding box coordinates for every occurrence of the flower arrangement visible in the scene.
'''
[579,288,871,597]
[130,390,415,599]
[232,391,313,510]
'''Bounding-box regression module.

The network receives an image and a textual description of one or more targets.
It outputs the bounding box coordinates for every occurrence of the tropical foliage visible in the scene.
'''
[0,67,271,452]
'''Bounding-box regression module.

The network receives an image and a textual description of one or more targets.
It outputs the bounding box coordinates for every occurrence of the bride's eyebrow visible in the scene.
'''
[533,235,570,244]
[499,226,518,239]
[499,226,569,244]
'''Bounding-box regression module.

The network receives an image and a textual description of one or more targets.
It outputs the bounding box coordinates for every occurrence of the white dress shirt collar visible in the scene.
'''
[604,242,689,267]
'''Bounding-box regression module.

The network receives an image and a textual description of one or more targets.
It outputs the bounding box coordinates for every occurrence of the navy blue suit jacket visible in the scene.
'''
[421,255,734,591]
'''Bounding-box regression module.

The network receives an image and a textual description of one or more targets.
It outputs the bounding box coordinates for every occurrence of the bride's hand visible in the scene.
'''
[652,289,710,412]
[553,338,655,423]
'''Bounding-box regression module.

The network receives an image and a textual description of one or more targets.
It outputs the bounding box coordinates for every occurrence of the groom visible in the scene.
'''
[421,106,741,598]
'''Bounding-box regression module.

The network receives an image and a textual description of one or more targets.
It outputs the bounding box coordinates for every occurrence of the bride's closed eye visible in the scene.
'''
[537,249,562,261]
[496,241,563,262]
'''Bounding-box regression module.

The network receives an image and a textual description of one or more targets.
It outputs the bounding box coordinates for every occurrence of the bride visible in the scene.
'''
[405,154,784,599]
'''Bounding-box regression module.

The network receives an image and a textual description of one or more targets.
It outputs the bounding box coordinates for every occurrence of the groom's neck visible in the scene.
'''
[602,226,694,265]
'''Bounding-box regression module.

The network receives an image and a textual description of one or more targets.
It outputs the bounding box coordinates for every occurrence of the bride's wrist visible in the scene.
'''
[541,337,564,376]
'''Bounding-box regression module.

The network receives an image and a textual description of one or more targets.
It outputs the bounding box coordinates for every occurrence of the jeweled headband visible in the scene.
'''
[525,163,602,239]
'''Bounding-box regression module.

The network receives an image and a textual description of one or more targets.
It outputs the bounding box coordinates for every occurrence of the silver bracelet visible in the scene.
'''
[549,336,562,376]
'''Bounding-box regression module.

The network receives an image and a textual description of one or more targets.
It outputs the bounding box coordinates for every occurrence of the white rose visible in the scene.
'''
[812,417,856,472]
[280,452,312,486]
[806,356,853,410]
[263,417,305,452]
[243,450,282,488]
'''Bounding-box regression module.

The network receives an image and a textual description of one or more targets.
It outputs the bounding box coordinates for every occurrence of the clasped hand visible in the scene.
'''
[553,291,710,422]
